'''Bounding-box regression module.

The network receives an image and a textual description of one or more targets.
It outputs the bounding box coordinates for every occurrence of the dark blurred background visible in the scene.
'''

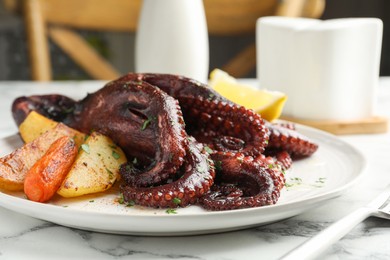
[0,0,389,80]
[322,0,390,77]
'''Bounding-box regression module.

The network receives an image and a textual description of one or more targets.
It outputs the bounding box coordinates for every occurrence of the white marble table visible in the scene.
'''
[0,79,389,259]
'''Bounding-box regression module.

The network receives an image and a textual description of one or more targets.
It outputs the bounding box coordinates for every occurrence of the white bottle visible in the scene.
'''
[135,0,209,83]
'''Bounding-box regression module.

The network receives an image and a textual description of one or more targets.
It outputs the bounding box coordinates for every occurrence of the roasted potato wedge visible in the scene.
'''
[18,111,85,146]
[19,111,58,143]
[0,123,85,191]
[57,132,127,198]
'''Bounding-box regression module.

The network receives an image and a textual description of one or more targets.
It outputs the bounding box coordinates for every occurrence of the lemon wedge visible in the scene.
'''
[209,69,287,121]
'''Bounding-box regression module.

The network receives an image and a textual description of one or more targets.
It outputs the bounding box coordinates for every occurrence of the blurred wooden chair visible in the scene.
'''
[3,0,325,81]
[204,0,325,77]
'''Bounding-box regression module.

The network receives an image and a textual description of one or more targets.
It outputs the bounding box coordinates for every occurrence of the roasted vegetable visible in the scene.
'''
[24,136,78,202]
[18,111,85,146]
[0,123,85,191]
[19,111,58,143]
[57,132,127,197]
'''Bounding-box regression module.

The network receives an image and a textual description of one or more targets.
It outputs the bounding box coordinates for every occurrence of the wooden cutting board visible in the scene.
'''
[280,116,388,135]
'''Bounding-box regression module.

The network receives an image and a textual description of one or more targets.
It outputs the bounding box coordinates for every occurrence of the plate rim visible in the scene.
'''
[0,124,366,235]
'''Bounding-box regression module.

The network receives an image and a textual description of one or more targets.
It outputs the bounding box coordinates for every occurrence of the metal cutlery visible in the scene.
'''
[280,186,390,260]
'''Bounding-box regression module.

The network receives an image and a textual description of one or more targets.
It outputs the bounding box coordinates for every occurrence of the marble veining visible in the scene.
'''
[0,80,389,259]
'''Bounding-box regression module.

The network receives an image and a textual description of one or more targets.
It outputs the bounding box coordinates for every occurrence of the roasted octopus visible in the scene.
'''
[11,73,318,211]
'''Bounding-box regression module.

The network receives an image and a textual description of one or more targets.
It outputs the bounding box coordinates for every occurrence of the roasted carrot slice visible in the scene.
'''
[24,136,78,202]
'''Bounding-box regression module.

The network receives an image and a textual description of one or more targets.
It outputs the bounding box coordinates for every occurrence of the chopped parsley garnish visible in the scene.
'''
[141,117,156,130]
[118,193,135,207]
[89,200,94,203]
[215,161,223,171]
[126,200,135,207]
[204,146,213,154]
[285,177,303,189]
[81,144,90,154]
[316,177,327,184]
[118,193,125,204]
[172,197,181,205]
[112,151,121,159]
[166,208,177,214]
[63,107,74,114]
[285,177,326,190]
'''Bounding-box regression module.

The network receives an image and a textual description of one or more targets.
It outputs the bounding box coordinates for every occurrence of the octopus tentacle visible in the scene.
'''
[121,138,215,208]
[256,150,293,171]
[131,73,317,159]
[12,80,189,187]
[117,73,226,104]
[266,122,318,157]
[10,72,319,211]
[181,98,269,156]
[200,152,285,211]
[12,94,76,126]
[71,80,189,187]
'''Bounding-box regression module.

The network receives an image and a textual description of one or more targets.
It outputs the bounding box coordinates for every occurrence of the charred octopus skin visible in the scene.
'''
[66,80,189,187]
[200,152,285,211]
[121,137,215,208]
[11,73,318,210]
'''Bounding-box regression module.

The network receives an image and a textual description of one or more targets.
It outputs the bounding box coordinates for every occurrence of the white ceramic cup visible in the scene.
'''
[257,17,383,121]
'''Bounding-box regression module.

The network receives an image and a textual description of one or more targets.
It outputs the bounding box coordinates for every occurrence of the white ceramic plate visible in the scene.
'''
[0,125,365,236]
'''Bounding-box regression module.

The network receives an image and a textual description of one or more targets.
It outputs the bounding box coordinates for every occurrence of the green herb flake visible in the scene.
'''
[63,107,74,114]
[112,151,120,159]
[215,161,223,171]
[172,197,181,205]
[89,200,94,203]
[118,193,125,204]
[125,164,132,171]
[316,177,327,183]
[81,144,90,154]
[166,208,177,214]
[141,117,155,130]
[126,200,135,207]
[204,146,213,154]
[285,177,304,190]
[292,177,302,182]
